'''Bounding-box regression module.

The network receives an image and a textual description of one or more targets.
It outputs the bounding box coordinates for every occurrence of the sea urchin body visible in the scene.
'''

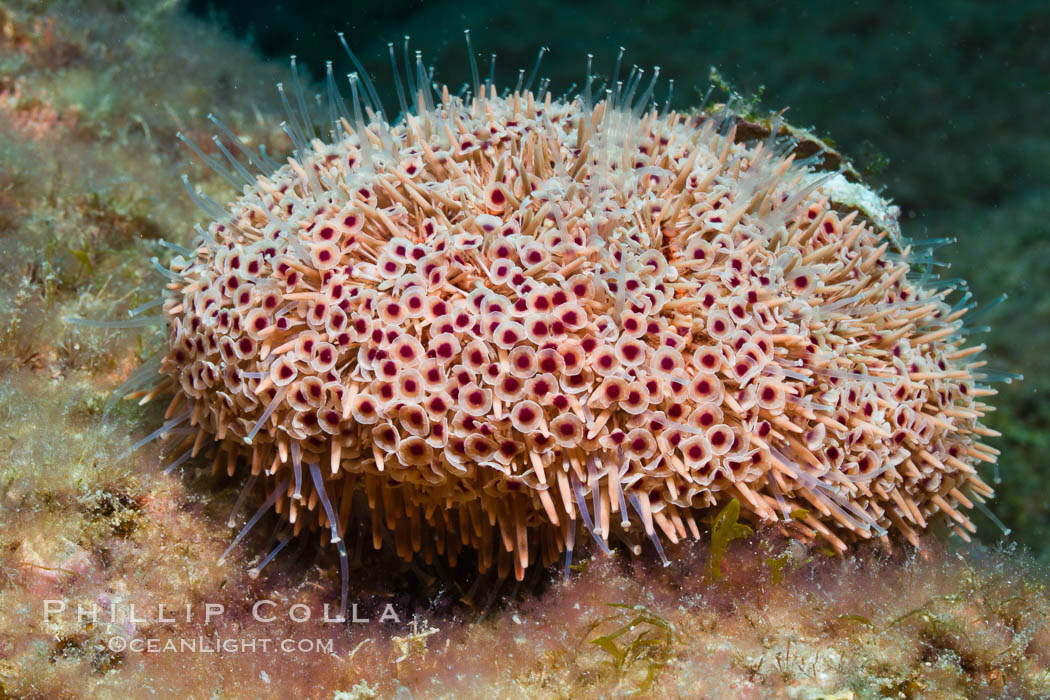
[157,42,1002,602]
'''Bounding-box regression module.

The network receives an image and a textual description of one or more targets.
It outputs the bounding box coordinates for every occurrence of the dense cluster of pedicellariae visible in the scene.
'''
[156,49,1001,587]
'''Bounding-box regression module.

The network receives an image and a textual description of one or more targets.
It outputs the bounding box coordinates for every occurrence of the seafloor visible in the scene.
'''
[0,1,1048,698]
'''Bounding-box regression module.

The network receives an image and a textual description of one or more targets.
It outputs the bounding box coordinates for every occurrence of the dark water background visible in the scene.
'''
[187,0,1050,557]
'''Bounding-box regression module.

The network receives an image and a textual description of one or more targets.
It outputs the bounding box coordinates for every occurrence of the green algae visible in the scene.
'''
[587,603,674,693]
[706,498,753,582]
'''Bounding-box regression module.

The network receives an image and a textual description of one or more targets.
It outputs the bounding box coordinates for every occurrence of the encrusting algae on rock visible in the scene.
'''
[97,34,1012,618]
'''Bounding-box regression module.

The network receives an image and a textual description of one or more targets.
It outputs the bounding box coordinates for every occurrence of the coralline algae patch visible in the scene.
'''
[155,42,1003,605]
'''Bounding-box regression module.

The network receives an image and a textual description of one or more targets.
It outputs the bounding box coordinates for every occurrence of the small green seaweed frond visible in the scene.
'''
[705,66,766,119]
[706,498,753,582]
[765,553,791,585]
[587,603,674,692]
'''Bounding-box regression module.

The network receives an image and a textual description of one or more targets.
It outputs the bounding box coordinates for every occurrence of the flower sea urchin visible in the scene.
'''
[146,36,1006,614]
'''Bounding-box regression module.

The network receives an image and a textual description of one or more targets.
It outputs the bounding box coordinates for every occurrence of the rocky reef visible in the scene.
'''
[0,1,1046,698]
